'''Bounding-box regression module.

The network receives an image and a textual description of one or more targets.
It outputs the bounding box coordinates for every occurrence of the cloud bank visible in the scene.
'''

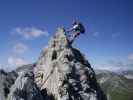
[13,43,29,54]
[8,57,28,67]
[94,53,133,71]
[128,53,133,61]
[12,27,49,39]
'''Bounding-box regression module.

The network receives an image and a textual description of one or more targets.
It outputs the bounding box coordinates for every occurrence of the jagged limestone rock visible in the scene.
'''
[0,70,17,100]
[34,28,107,100]
[7,71,43,100]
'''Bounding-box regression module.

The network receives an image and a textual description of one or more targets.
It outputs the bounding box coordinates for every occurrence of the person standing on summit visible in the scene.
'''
[67,21,85,44]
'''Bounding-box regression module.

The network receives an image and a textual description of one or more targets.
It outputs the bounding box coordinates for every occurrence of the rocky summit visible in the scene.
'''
[34,28,107,100]
[0,27,107,100]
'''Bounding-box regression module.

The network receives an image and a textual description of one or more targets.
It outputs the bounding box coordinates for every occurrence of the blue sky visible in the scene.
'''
[0,0,133,71]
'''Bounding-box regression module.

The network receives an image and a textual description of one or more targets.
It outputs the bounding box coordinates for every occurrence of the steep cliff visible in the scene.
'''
[34,28,107,100]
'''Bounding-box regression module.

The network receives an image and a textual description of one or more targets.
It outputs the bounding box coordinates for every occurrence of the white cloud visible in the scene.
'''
[8,57,28,67]
[128,53,133,61]
[92,32,100,37]
[12,27,49,39]
[94,54,133,71]
[13,43,29,54]
[107,60,126,67]
[94,64,124,71]
[94,62,132,71]
[112,32,120,38]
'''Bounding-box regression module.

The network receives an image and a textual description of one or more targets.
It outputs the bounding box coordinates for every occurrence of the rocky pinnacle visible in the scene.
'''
[34,27,107,100]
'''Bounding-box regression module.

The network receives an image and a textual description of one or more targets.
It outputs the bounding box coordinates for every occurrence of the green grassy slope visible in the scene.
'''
[96,70,133,100]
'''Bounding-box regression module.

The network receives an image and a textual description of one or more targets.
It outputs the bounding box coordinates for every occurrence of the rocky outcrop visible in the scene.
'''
[0,70,17,100]
[15,64,36,73]
[34,28,107,100]
[7,71,43,100]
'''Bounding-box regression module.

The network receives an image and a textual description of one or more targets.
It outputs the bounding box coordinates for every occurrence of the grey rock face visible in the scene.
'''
[7,71,43,100]
[15,64,35,73]
[34,28,107,100]
[0,70,17,100]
